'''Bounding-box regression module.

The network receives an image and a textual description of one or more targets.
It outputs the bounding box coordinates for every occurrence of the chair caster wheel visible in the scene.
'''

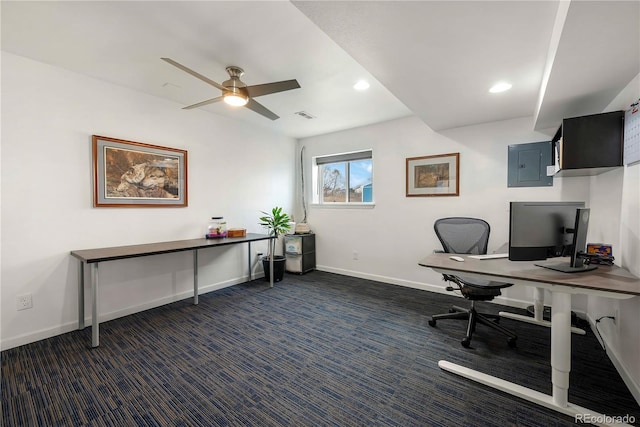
[428,319,436,327]
[508,337,517,348]
[461,337,471,348]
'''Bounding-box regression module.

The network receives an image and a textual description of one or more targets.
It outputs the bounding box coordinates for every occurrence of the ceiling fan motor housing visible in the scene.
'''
[223,66,248,97]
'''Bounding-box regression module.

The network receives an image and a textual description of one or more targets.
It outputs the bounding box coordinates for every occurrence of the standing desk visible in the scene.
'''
[419,253,640,423]
[71,233,273,348]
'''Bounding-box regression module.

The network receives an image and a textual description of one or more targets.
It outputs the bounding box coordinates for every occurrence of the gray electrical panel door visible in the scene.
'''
[507,141,553,187]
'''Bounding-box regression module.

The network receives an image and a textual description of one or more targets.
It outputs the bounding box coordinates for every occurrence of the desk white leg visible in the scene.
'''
[551,291,571,407]
[193,250,199,305]
[437,361,630,425]
[91,263,99,348]
[533,287,545,321]
[78,261,85,330]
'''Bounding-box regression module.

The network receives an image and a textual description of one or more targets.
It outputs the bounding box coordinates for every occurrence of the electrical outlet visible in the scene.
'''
[353,250,359,260]
[17,294,33,311]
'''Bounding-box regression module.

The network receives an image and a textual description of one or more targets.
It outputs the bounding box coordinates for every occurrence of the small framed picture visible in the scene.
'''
[93,135,188,207]
[406,152,459,197]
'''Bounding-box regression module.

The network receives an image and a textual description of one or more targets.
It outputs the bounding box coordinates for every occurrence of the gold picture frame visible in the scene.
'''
[406,152,459,197]
[93,135,188,207]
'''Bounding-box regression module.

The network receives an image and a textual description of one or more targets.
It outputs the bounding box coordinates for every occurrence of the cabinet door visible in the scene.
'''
[561,111,623,169]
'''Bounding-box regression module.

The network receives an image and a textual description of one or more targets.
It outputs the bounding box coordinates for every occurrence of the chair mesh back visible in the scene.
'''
[434,217,490,255]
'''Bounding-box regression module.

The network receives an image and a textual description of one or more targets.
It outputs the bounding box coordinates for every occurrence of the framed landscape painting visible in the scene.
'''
[406,152,459,197]
[92,135,188,207]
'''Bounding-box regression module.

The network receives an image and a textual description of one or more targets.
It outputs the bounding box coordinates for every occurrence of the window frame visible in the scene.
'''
[312,150,374,207]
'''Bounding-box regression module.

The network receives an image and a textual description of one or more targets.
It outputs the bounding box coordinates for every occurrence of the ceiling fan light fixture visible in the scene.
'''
[223,93,249,106]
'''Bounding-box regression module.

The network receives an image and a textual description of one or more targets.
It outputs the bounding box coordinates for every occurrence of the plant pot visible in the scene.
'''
[262,255,286,282]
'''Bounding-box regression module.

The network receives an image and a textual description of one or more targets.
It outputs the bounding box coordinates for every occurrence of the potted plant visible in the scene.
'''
[259,206,291,285]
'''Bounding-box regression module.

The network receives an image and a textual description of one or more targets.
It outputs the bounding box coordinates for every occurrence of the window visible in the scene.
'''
[314,150,373,204]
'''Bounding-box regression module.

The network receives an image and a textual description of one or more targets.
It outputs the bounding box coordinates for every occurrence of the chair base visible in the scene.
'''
[428,302,517,348]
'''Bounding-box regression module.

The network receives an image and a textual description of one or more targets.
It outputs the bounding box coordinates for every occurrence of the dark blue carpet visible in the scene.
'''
[2,271,638,426]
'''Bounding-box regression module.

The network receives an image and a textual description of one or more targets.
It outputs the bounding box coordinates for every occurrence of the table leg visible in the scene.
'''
[499,287,585,335]
[91,263,99,348]
[193,249,199,305]
[551,291,571,407]
[269,239,274,288]
[78,261,85,330]
[533,287,545,321]
[248,242,252,280]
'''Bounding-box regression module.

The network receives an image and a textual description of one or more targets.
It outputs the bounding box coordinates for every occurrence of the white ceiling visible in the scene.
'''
[1,1,638,139]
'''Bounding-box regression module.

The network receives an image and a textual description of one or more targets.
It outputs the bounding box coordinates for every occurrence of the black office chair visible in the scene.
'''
[428,217,517,348]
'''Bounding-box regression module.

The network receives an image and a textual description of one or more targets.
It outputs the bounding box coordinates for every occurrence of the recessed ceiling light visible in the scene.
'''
[489,82,512,93]
[353,80,370,91]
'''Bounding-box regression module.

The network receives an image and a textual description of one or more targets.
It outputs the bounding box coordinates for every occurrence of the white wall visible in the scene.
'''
[586,74,640,400]
[298,115,591,307]
[1,53,297,349]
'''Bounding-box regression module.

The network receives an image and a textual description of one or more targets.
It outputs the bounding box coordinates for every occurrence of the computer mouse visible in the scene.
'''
[449,256,465,262]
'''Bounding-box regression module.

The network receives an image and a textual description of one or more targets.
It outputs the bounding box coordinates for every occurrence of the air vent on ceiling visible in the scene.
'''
[294,111,316,120]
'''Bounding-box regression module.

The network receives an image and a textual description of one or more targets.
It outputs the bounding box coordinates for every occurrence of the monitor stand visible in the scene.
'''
[534,261,598,273]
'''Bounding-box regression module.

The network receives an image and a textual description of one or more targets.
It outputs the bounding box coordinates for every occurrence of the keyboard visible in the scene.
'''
[468,253,509,260]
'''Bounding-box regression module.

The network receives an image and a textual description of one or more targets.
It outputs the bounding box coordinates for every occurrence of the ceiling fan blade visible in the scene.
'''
[246,79,300,98]
[245,98,279,120]
[161,58,227,92]
[182,96,223,110]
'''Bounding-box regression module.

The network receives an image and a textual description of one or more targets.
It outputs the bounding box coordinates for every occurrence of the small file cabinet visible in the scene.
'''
[284,233,316,274]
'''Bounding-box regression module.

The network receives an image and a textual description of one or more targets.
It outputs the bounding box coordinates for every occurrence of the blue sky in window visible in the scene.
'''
[350,159,372,188]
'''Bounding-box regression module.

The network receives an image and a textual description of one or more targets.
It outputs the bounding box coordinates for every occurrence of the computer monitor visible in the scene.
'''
[536,208,597,273]
[508,201,585,261]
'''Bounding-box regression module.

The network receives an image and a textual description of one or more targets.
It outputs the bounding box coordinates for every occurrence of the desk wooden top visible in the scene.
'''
[71,233,273,263]
[419,253,640,296]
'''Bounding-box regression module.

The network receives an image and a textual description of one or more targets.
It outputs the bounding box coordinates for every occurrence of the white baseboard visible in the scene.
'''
[317,265,447,294]
[587,314,640,405]
[0,274,261,351]
[316,265,532,310]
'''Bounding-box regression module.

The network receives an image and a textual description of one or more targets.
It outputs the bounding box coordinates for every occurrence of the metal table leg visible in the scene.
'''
[193,249,199,305]
[91,263,99,348]
[78,261,85,330]
[248,242,252,280]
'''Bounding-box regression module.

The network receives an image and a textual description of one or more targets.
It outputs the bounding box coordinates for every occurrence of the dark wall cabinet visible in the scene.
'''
[552,111,624,176]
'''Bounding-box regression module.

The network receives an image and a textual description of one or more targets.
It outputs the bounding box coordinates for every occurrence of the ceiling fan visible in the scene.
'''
[161,58,300,120]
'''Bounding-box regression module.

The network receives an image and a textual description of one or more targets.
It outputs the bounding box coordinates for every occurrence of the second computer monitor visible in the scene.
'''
[508,201,585,261]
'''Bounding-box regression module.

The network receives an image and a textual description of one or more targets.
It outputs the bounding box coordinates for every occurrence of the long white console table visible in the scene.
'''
[419,254,640,425]
[71,233,273,348]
